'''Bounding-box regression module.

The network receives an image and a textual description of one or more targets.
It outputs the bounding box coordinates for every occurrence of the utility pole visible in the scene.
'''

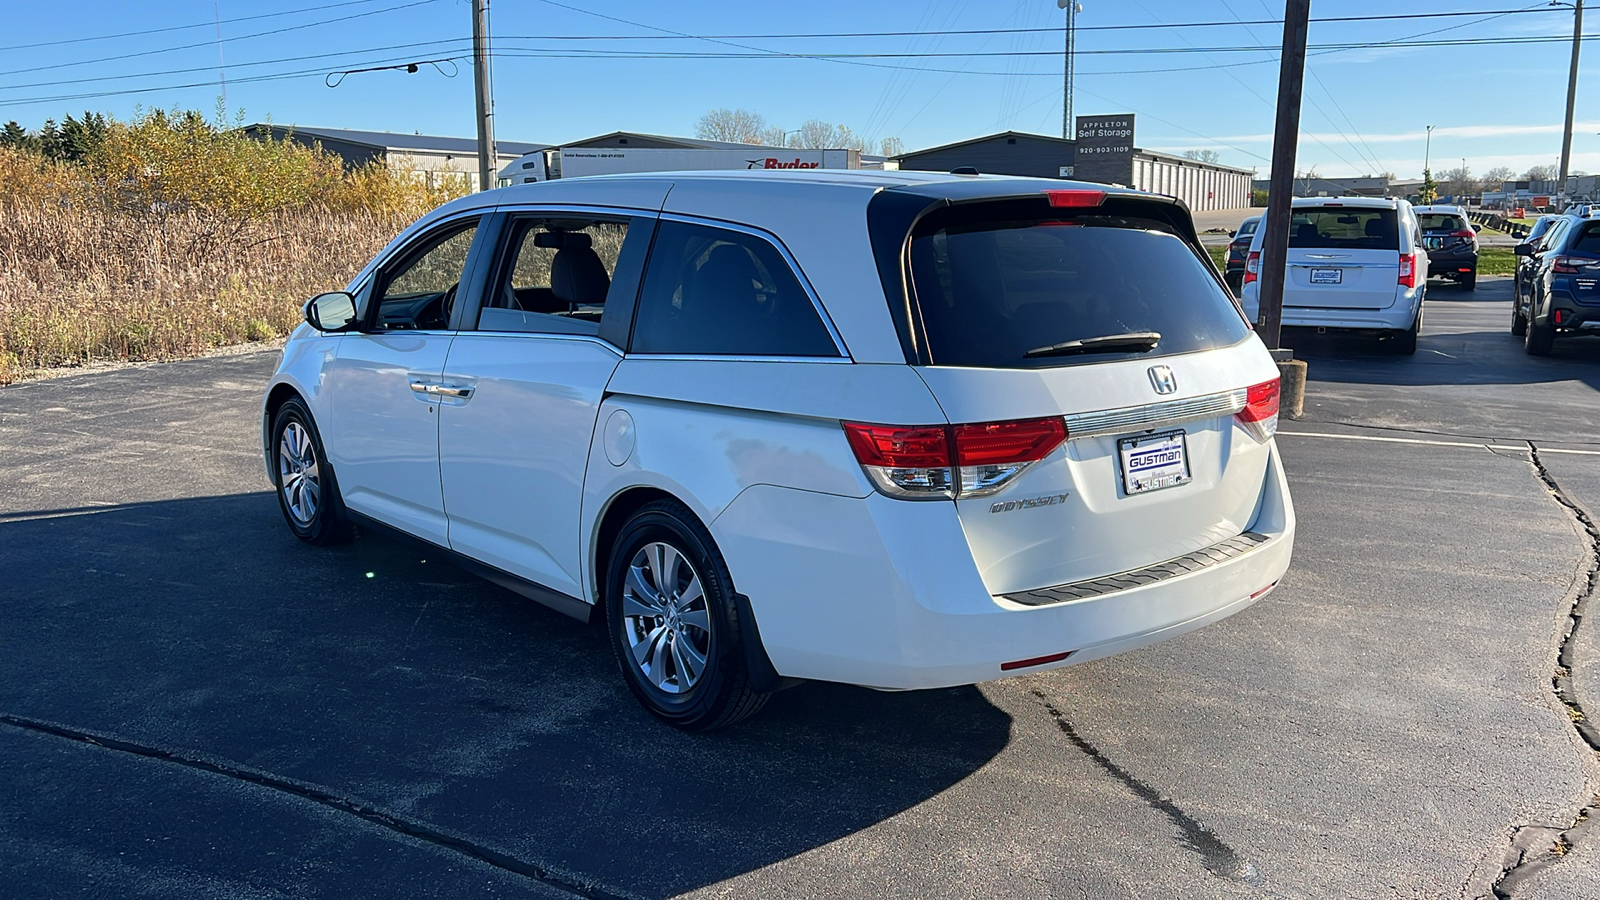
[1558,0,1584,203]
[472,0,497,192]
[1058,0,1078,139]
[1257,0,1311,352]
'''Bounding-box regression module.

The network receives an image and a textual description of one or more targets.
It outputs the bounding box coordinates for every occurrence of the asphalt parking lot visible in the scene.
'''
[3,275,1598,899]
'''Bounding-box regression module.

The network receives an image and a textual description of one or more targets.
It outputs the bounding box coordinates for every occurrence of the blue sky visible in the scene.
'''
[1,0,1595,179]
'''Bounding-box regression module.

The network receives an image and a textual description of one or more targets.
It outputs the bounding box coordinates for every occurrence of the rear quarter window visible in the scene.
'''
[906,202,1250,369]
[1571,223,1600,255]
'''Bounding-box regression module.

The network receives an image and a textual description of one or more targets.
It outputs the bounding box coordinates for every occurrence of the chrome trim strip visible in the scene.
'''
[1002,531,1272,607]
[1064,388,1247,440]
[621,353,852,364]
[657,211,851,360]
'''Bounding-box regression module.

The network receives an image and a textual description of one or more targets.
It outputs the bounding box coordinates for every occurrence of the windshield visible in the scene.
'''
[1287,208,1398,250]
[906,205,1251,369]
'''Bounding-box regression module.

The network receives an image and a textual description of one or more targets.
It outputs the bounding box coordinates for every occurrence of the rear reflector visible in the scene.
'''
[842,417,1068,500]
[1000,650,1073,672]
[1045,189,1106,208]
[1235,377,1280,443]
[1250,581,1278,600]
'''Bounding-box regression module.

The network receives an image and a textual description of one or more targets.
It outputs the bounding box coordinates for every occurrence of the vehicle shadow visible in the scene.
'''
[0,492,1011,898]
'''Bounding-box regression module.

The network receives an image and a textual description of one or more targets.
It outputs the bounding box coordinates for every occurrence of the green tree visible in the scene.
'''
[1419,169,1438,204]
[0,121,38,152]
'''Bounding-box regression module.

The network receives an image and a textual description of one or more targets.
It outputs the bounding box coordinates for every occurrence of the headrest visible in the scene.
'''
[533,231,593,250]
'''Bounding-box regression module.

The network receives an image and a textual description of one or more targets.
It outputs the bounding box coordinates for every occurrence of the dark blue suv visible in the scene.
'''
[1513,213,1600,355]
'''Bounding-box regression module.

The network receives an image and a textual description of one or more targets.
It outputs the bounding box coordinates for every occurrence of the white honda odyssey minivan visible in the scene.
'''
[263,170,1295,729]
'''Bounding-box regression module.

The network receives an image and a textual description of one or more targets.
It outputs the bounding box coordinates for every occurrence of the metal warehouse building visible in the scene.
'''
[895,131,1253,212]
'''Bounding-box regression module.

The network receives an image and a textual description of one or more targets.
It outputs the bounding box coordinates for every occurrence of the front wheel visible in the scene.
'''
[1511,298,1528,336]
[270,398,353,545]
[605,500,769,731]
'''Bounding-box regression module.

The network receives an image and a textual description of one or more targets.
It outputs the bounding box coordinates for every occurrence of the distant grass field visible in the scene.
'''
[1205,244,1514,278]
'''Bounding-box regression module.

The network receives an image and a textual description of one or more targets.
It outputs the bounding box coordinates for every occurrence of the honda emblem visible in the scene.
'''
[1147,365,1177,395]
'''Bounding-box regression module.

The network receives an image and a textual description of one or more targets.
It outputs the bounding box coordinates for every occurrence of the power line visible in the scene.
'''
[0,0,446,79]
[0,0,420,53]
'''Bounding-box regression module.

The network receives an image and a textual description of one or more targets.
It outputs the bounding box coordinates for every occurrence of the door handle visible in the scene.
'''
[409,381,473,399]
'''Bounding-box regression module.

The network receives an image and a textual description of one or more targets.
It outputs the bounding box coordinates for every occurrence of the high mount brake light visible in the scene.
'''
[1044,189,1106,208]
[1235,378,1280,443]
[842,418,1068,500]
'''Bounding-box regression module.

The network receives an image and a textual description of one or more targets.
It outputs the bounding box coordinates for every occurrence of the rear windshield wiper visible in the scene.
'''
[1023,331,1161,359]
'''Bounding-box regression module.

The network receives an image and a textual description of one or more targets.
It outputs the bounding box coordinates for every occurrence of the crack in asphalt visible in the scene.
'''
[0,712,639,900]
[1029,689,1262,886]
[1486,442,1600,899]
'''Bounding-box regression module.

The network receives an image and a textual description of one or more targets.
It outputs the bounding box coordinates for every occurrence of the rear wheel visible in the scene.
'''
[605,500,769,731]
[270,398,353,545]
[1389,306,1421,356]
[1525,317,1555,356]
[1460,269,1476,291]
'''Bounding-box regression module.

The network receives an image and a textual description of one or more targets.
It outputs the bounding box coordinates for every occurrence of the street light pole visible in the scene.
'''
[1424,124,1433,172]
[1558,0,1584,202]
[472,0,497,192]
[1058,0,1079,139]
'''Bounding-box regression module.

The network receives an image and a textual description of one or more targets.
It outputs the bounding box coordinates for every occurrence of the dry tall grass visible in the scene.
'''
[0,114,472,383]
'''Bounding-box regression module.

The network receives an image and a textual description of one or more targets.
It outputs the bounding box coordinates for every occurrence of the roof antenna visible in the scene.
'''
[951,166,979,176]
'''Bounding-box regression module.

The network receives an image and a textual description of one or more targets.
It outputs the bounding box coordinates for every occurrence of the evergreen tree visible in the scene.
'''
[0,120,38,152]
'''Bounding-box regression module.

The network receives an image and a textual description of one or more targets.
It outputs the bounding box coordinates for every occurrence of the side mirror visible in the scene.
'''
[1514,243,1534,257]
[1470,223,1482,233]
[304,291,359,332]
[1227,229,1237,237]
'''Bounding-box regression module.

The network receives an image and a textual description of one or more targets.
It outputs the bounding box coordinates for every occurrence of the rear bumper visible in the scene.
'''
[712,442,1295,690]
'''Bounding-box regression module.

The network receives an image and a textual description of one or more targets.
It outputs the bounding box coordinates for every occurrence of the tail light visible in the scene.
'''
[842,418,1067,500]
[1397,251,1418,289]
[1235,378,1280,443]
[1243,250,1261,286]
[1551,256,1598,273]
[1449,229,1475,239]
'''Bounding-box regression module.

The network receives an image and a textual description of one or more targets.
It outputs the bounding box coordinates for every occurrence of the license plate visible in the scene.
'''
[1309,268,1343,284]
[1118,430,1192,495]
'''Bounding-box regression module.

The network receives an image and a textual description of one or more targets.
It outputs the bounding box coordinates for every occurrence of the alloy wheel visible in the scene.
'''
[619,541,712,694]
[277,420,321,526]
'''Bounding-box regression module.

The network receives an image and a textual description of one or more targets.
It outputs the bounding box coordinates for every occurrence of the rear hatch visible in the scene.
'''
[1282,206,1400,309]
[881,191,1280,595]
[1418,211,1475,260]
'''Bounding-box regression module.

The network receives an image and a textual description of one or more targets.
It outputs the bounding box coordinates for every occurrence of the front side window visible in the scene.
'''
[372,219,479,330]
[479,217,630,335]
[630,220,838,357]
[1287,208,1398,250]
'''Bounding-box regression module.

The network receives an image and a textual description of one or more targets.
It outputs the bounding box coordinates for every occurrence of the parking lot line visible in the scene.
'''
[1279,430,1600,456]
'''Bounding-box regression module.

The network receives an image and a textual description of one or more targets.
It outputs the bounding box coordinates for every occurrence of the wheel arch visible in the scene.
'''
[590,485,684,611]
[262,381,306,470]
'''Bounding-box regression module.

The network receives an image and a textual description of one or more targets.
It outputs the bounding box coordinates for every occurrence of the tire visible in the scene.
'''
[604,500,769,731]
[1525,318,1555,356]
[1224,273,1242,296]
[1461,269,1476,291]
[270,398,353,545]
[1389,306,1421,355]
[1511,298,1528,336]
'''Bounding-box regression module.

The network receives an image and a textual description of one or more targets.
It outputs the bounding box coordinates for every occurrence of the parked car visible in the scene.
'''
[263,171,1295,729]
[1412,204,1479,290]
[1512,210,1600,354]
[1514,215,1561,303]
[1224,215,1262,293]
[1240,196,1429,354]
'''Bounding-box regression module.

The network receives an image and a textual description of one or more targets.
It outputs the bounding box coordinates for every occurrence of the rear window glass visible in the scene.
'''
[1288,208,1398,250]
[1572,224,1600,254]
[1419,214,1467,232]
[907,206,1250,369]
[1237,218,1260,236]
